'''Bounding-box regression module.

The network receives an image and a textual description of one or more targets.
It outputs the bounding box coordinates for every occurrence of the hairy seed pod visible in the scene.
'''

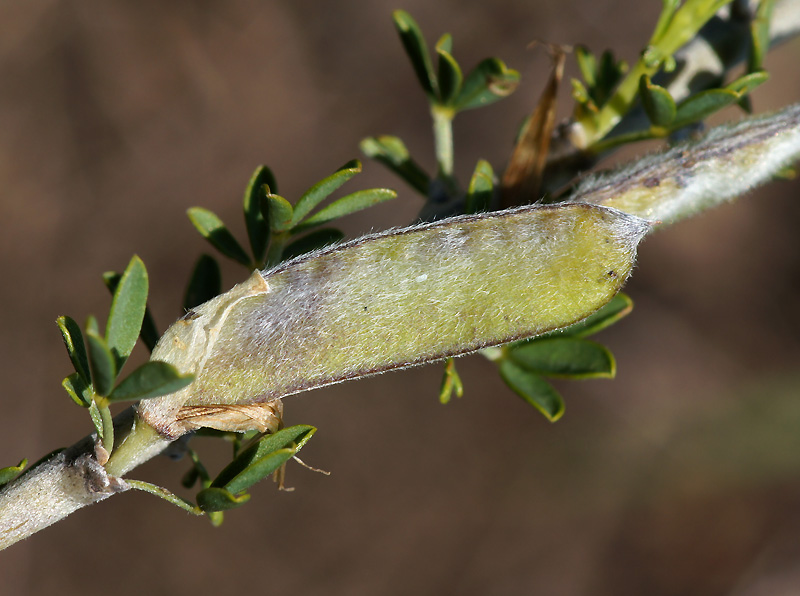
[139,203,648,438]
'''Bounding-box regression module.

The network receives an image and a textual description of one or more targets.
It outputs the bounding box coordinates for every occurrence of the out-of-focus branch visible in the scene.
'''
[545,0,800,192]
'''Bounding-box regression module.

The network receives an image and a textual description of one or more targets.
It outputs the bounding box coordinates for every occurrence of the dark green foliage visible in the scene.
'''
[243,165,276,263]
[465,160,494,214]
[491,294,634,421]
[499,360,566,421]
[187,160,395,271]
[639,75,677,127]
[184,254,222,311]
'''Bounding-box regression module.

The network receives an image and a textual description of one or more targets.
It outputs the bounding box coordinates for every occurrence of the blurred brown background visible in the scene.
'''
[2,1,800,594]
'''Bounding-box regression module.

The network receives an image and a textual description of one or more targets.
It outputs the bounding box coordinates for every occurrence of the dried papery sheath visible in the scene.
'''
[572,102,800,224]
[140,203,648,438]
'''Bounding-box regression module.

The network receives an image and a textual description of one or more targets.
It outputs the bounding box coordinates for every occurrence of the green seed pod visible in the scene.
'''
[139,202,649,438]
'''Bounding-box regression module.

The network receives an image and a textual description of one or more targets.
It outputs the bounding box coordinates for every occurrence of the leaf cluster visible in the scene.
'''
[57,257,193,457]
[570,0,774,151]
[186,160,397,300]
[128,425,316,525]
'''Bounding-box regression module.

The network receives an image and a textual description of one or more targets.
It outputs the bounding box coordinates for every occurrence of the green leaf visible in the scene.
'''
[554,292,633,338]
[293,188,396,232]
[62,372,92,407]
[86,331,117,397]
[291,160,362,226]
[639,74,676,127]
[392,10,438,98]
[282,228,345,261]
[499,360,565,421]
[126,479,203,515]
[184,254,222,310]
[455,58,520,111]
[725,71,769,96]
[212,425,316,491]
[0,459,27,487]
[197,486,251,512]
[243,165,276,263]
[673,88,739,128]
[56,315,90,384]
[439,358,463,404]
[105,255,148,371]
[108,361,195,403]
[465,159,494,214]
[436,34,462,105]
[224,449,295,496]
[359,136,430,196]
[187,207,251,267]
[509,337,615,379]
[261,192,294,233]
[102,271,159,354]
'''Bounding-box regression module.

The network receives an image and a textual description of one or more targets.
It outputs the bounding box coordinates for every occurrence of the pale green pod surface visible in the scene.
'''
[140,203,648,438]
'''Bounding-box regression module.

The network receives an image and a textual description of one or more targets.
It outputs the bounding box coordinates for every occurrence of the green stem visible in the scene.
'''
[104,413,171,477]
[100,403,115,455]
[126,479,203,515]
[431,104,455,180]
[265,231,289,268]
